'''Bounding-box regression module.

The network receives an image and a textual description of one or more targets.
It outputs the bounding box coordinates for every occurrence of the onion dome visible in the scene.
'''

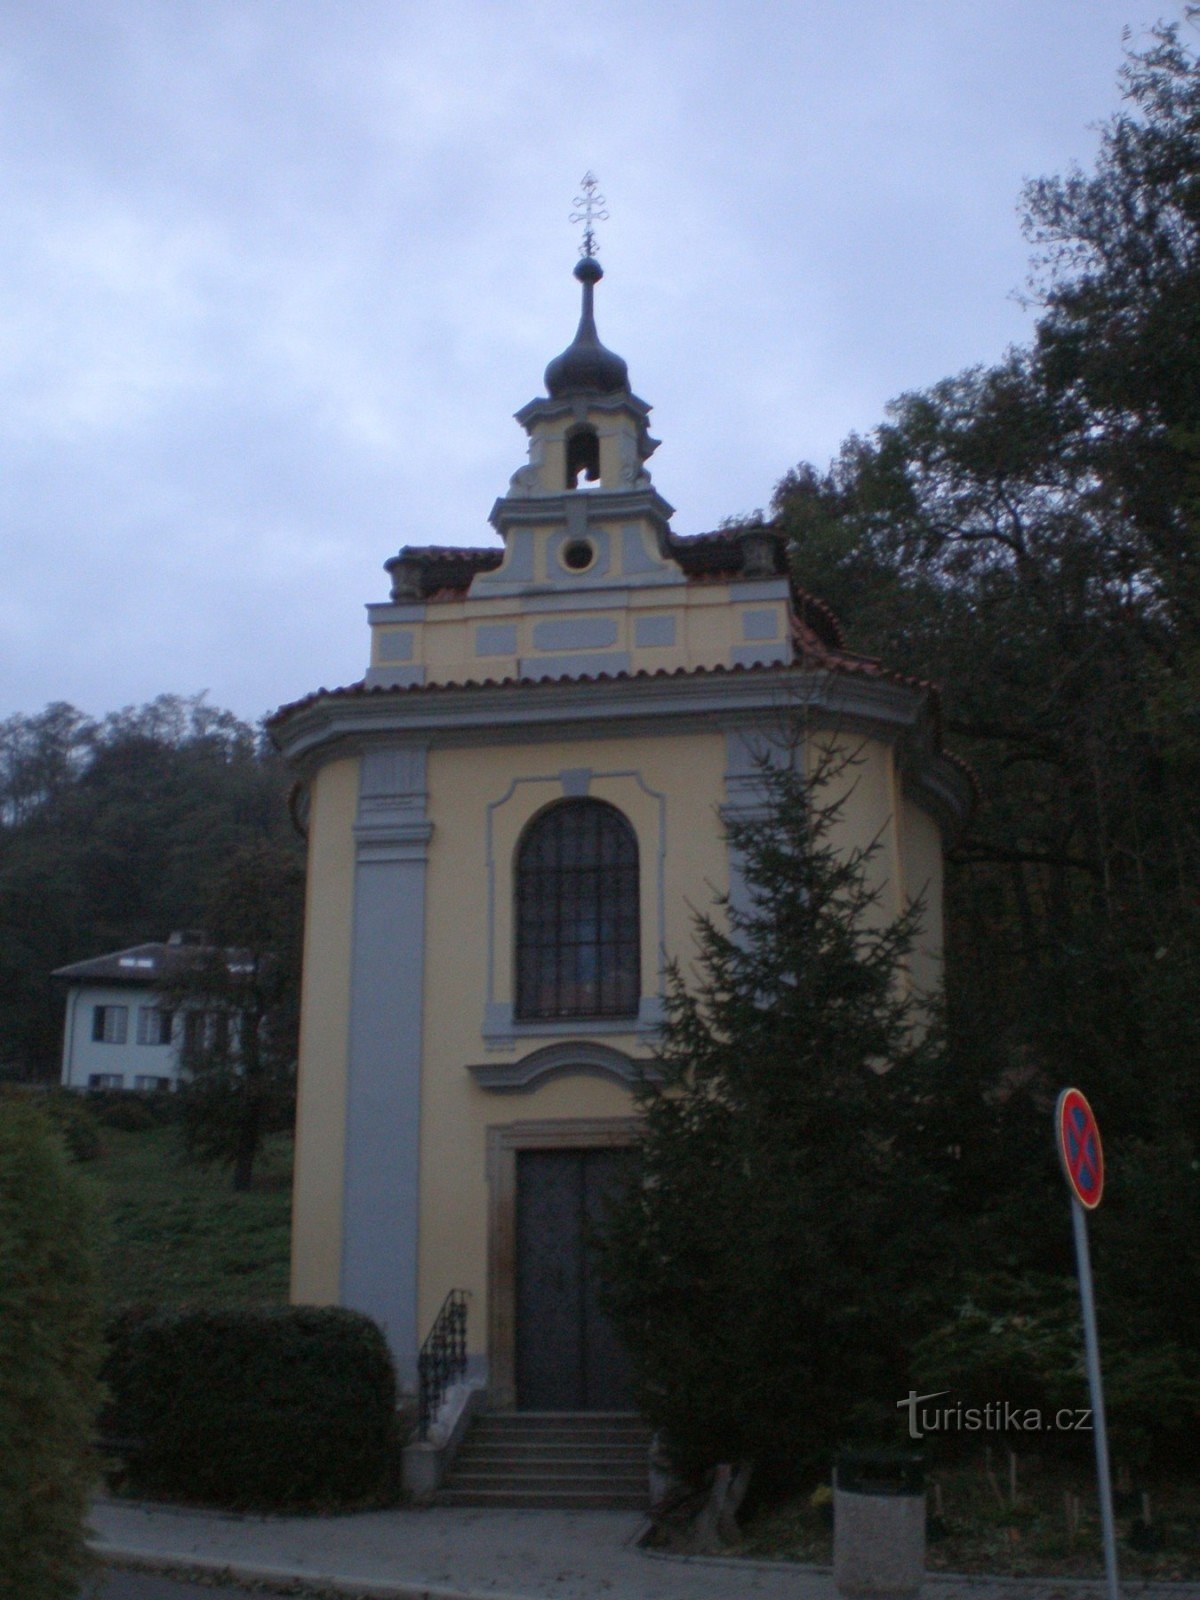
[544,256,630,398]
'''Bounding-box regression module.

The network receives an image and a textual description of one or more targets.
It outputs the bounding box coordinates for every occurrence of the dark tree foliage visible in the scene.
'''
[1026,16,1200,641]
[0,1102,105,1600]
[597,738,947,1489]
[160,840,304,1192]
[0,695,294,1080]
[773,19,1200,1453]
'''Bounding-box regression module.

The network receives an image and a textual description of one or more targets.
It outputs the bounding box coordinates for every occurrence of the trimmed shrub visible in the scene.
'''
[88,1088,178,1131]
[103,1305,399,1510]
[90,1093,159,1132]
[0,1101,105,1600]
[0,1086,103,1161]
[44,1092,105,1160]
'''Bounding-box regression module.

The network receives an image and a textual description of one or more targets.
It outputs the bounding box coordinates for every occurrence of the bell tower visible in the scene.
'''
[365,175,796,687]
[472,178,678,598]
[506,253,658,501]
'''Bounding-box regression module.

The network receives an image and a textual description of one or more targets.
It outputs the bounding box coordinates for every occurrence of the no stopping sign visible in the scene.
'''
[1056,1087,1104,1210]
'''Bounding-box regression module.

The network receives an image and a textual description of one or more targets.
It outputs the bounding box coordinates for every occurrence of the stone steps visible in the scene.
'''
[455,1446,645,1466]
[439,1411,650,1511]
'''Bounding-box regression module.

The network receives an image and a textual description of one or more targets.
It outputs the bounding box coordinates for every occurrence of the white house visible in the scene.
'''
[54,930,224,1092]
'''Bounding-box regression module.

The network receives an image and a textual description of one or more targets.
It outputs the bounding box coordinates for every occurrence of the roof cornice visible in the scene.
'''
[488,485,676,536]
[514,390,652,429]
[270,662,975,838]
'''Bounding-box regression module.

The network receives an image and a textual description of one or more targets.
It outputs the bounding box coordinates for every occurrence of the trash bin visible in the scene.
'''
[833,1449,925,1599]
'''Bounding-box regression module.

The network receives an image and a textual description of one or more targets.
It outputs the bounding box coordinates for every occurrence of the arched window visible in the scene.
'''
[515,799,639,1020]
[566,427,600,489]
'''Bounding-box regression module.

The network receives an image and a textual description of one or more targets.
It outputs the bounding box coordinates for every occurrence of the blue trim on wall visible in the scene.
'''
[741,608,780,642]
[476,623,518,657]
[721,728,792,925]
[467,1039,658,1091]
[621,524,668,576]
[363,663,428,689]
[531,616,619,652]
[377,630,415,663]
[341,747,431,1388]
[517,650,632,679]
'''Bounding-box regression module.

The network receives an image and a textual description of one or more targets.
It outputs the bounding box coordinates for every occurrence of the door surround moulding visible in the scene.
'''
[485,1116,640,1410]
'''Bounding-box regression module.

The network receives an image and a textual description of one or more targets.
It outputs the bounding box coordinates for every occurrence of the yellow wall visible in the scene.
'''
[806,733,948,1009]
[289,757,358,1305]
[286,721,951,1350]
[808,732,904,925]
[417,730,729,1353]
[370,573,789,686]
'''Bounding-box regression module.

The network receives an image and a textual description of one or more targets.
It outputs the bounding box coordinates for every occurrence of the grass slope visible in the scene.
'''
[94,1123,292,1314]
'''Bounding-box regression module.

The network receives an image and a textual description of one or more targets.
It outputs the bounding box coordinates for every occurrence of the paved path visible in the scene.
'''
[90,1498,1200,1600]
[87,1572,235,1599]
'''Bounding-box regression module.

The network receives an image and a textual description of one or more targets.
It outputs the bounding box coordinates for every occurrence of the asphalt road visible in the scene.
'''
[86,1570,277,1600]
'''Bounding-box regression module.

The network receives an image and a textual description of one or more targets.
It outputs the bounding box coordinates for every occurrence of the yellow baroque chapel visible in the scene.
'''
[269,246,972,1423]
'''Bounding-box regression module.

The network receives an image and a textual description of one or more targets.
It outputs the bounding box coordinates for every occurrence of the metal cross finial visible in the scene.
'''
[570,172,608,259]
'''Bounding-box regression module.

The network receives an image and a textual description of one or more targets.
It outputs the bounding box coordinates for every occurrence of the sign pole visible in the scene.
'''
[1056,1088,1120,1600]
[1070,1193,1120,1600]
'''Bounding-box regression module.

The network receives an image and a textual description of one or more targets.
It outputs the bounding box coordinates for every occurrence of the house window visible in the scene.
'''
[210,1011,231,1058]
[91,1005,128,1044]
[181,1009,234,1064]
[515,799,640,1020]
[182,1010,206,1063]
[87,1073,124,1089]
[137,1006,173,1046]
[134,1075,171,1092]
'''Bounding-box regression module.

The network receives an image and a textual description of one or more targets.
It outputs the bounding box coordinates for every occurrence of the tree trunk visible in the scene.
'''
[231,1099,261,1192]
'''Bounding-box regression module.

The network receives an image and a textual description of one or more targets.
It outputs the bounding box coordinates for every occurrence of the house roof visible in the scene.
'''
[267,625,980,827]
[52,935,249,986]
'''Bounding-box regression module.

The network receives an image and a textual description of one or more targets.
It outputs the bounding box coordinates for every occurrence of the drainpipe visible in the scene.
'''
[63,986,79,1087]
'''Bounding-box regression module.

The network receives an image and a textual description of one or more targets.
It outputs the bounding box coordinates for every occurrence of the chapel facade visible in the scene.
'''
[270,248,972,1406]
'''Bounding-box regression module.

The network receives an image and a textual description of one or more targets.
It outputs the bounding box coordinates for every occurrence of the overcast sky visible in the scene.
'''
[1,1,1183,726]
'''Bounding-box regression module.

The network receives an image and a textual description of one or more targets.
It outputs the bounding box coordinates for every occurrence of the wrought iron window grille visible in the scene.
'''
[515,799,640,1021]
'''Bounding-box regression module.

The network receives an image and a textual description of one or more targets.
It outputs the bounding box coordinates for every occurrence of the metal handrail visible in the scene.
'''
[417,1288,468,1440]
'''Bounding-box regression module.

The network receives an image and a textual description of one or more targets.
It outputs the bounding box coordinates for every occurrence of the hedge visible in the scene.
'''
[0,1102,105,1600]
[103,1305,400,1509]
[0,1086,104,1162]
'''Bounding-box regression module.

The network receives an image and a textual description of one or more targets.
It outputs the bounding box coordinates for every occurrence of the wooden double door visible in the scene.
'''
[514,1147,634,1411]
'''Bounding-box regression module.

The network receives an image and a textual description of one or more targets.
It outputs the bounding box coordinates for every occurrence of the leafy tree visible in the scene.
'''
[772,19,1200,1463]
[0,695,295,1080]
[1025,15,1200,642]
[778,17,1200,956]
[598,735,947,1492]
[0,1101,105,1600]
[161,839,304,1191]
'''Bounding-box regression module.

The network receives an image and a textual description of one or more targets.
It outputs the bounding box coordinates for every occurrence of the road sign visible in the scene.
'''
[1055,1088,1120,1600]
[1056,1087,1104,1210]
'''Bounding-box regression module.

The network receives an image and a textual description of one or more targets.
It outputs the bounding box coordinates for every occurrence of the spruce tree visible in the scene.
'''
[598,731,945,1490]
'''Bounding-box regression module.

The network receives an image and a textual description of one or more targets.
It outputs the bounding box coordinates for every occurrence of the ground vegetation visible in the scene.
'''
[0,1102,105,1600]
